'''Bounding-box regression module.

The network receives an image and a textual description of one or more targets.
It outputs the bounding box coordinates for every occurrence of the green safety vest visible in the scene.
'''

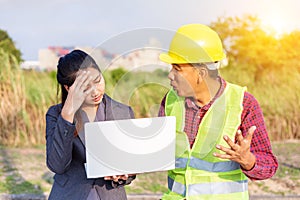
[163,83,249,200]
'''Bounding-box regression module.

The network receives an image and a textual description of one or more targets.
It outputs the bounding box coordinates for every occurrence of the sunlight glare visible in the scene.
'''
[261,13,291,38]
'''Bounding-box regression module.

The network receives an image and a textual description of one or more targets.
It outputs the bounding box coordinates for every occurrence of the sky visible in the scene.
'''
[1,0,300,60]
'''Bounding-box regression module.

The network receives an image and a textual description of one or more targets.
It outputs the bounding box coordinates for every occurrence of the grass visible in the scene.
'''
[272,141,300,178]
[0,176,42,194]
[1,59,300,146]
[0,146,52,194]
[104,68,170,118]
[248,140,300,195]
[125,172,168,194]
[0,141,299,196]
[23,70,57,106]
[220,64,300,140]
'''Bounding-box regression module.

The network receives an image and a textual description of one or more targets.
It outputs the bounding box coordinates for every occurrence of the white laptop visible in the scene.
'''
[84,116,176,178]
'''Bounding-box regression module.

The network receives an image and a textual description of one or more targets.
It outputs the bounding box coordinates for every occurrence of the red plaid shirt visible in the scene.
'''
[158,77,278,180]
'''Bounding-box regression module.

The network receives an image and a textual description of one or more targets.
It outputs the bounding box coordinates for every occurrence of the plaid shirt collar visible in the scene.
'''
[185,76,227,110]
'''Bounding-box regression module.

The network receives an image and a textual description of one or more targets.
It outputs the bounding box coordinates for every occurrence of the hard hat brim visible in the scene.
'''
[159,52,189,64]
[160,51,226,65]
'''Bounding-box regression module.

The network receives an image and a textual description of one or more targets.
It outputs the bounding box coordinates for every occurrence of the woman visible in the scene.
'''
[46,49,135,200]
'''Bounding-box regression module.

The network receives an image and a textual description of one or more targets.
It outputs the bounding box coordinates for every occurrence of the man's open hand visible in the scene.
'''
[213,126,257,170]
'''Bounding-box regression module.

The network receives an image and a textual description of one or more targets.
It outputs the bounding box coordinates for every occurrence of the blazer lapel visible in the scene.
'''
[104,94,120,121]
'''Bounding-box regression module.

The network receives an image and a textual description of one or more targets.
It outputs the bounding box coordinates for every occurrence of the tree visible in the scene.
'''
[210,15,300,140]
[210,15,300,82]
[279,31,300,68]
[110,67,128,84]
[0,29,22,64]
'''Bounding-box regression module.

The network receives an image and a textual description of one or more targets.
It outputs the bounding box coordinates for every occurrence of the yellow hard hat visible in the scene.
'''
[160,24,226,64]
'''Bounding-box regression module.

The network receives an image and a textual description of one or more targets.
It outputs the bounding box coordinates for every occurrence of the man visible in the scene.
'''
[158,24,278,200]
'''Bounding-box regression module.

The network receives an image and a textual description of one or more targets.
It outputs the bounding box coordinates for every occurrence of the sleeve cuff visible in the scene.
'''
[242,160,262,180]
[60,115,76,126]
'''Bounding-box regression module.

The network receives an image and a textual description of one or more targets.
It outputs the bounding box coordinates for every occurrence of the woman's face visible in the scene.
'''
[81,67,105,106]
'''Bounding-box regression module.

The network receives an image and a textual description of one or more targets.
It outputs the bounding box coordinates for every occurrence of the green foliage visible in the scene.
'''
[0,147,44,194]
[0,176,43,194]
[212,15,300,140]
[211,15,300,81]
[153,68,169,77]
[125,172,168,194]
[104,69,170,118]
[0,48,20,80]
[110,67,128,84]
[0,29,22,64]
[0,49,56,146]
[23,70,57,106]
[0,49,26,146]
[1,15,300,146]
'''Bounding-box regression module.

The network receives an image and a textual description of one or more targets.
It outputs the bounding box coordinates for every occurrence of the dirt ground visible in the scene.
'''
[248,140,300,196]
[0,140,299,196]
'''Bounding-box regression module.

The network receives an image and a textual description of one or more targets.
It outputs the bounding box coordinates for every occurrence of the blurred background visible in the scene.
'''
[0,0,299,198]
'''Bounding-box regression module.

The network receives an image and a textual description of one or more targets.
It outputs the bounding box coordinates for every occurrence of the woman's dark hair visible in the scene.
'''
[56,49,101,105]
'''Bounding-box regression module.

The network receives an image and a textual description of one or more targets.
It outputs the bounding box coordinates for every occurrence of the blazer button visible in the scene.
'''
[64,129,68,136]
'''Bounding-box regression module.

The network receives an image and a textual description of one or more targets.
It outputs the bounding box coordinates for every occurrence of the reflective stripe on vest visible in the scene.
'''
[169,177,248,196]
[189,157,240,172]
[175,157,188,168]
[168,176,186,196]
[176,157,240,172]
[164,83,248,199]
[189,180,248,195]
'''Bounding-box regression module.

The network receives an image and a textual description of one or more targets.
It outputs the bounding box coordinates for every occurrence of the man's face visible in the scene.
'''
[168,63,199,97]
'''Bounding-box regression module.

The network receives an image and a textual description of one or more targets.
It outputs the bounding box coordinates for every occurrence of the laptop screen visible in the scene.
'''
[84,116,176,178]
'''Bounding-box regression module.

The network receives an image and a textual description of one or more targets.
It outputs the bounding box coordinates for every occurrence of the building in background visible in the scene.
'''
[108,48,167,72]
[38,46,74,71]
[23,39,168,71]
[20,60,40,70]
